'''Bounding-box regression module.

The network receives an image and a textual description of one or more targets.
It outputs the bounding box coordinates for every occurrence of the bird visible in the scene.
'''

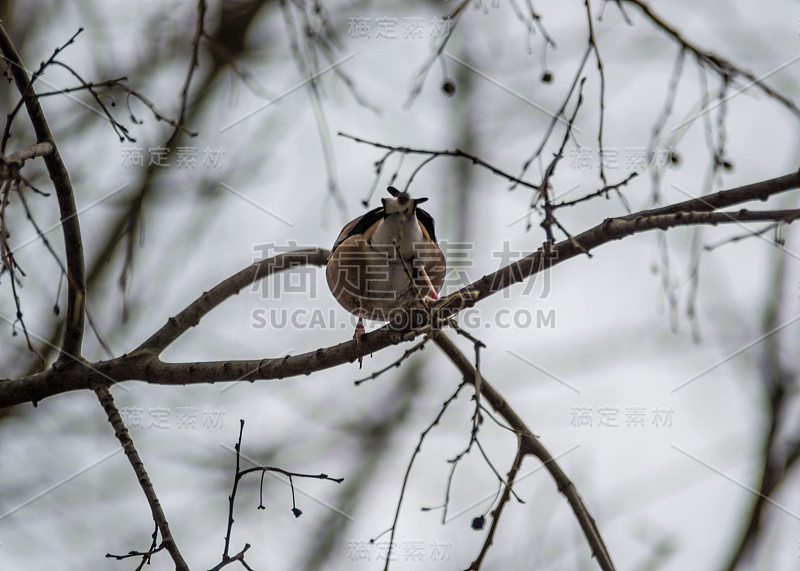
[326,186,446,343]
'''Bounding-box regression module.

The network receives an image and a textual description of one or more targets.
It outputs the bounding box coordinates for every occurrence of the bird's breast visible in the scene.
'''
[369,214,424,259]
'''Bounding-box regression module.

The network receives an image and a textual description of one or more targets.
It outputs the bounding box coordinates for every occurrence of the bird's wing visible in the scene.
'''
[330,205,385,252]
[416,207,437,244]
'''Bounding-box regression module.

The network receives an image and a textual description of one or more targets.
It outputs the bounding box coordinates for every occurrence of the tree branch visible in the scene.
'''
[621,0,800,119]
[0,25,87,360]
[339,132,542,193]
[136,248,329,355]
[432,332,615,570]
[5,141,54,162]
[95,386,188,570]
[1,171,799,408]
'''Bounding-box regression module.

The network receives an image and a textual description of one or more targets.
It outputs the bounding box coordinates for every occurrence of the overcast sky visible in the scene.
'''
[1,1,800,569]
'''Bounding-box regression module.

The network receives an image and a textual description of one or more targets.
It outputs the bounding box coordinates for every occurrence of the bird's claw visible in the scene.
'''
[354,318,365,369]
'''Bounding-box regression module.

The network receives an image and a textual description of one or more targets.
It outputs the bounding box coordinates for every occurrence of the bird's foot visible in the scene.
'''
[423,290,440,303]
[419,267,440,302]
[353,318,365,342]
[353,318,365,368]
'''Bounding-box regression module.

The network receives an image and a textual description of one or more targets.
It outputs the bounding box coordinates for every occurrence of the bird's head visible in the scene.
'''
[382,186,428,218]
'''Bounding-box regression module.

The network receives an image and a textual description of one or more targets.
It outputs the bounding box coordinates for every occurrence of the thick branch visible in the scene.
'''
[631,171,800,216]
[137,248,329,355]
[1,172,799,408]
[459,171,800,308]
[0,26,87,359]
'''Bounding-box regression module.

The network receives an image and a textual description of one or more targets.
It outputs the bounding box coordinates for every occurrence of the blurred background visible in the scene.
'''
[0,0,799,569]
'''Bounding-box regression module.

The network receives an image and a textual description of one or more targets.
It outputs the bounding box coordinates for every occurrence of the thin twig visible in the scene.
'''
[539,78,586,239]
[405,0,471,108]
[168,0,206,147]
[621,0,800,119]
[647,47,686,204]
[340,132,541,192]
[553,172,638,210]
[214,419,343,570]
[0,27,84,153]
[105,523,163,571]
[354,337,430,385]
[514,44,592,188]
[584,0,607,186]
[382,382,468,570]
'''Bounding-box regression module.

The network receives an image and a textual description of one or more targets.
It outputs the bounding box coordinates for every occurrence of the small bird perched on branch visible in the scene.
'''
[326,186,446,343]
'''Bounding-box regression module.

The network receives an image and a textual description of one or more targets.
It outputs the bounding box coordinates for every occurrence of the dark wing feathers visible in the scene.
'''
[331,205,384,251]
[415,207,437,244]
[331,203,439,252]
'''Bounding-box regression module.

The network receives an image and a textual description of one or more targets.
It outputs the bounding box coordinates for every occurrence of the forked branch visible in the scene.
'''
[433,332,614,570]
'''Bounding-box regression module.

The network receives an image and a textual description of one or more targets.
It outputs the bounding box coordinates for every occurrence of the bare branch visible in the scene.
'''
[137,248,329,355]
[0,24,87,361]
[6,141,54,162]
[3,172,800,408]
[354,337,430,386]
[95,386,188,570]
[339,132,542,193]
[405,0,470,107]
[213,419,342,570]
[584,0,608,186]
[382,381,468,570]
[433,332,615,570]
[539,78,586,240]
[621,0,800,118]
[168,0,206,148]
[105,523,163,570]
[514,45,592,189]
[553,172,638,210]
[0,27,84,153]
